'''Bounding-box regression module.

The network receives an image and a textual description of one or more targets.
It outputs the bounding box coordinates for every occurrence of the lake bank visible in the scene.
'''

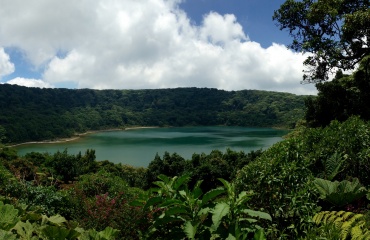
[8,126,159,147]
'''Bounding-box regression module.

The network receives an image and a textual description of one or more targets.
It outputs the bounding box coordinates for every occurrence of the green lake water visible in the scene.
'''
[14,126,289,167]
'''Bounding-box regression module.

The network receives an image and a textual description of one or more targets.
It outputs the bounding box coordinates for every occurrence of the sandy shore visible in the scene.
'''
[8,126,158,147]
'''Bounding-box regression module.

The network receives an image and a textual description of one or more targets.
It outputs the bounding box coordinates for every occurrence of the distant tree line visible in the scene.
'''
[0,85,306,143]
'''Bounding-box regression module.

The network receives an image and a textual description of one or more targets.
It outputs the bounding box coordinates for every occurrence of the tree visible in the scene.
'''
[0,125,6,144]
[273,0,370,83]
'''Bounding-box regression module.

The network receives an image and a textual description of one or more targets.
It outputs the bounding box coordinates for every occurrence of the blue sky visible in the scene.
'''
[0,0,317,95]
[180,0,290,47]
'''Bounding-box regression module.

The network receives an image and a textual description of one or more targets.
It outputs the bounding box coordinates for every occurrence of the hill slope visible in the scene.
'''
[0,84,306,143]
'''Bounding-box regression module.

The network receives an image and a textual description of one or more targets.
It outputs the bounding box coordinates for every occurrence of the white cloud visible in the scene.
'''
[0,0,317,95]
[6,77,53,88]
[0,47,15,79]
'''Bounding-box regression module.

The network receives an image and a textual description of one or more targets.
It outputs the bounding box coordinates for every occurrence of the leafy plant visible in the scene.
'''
[235,138,319,238]
[0,202,20,231]
[0,200,120,239]
[136,174,271,239]
[313,178,367,207]
[312,211,370,239]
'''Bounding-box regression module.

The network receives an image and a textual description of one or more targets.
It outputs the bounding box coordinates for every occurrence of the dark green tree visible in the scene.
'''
[305,57,370,126]
[273,0,370,82]
[0,125,6,144]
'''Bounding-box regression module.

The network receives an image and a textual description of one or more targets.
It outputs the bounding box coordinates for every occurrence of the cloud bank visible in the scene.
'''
[0,0,317,95]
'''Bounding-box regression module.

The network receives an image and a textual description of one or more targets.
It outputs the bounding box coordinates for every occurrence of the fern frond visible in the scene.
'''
[313,211,368,240]
[335,210,345,217]
[342,211,354,221]
[323,211,334,224]
[351,224,365,240]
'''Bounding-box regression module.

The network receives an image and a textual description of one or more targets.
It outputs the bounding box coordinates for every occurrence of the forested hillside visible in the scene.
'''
[0,84,305,143]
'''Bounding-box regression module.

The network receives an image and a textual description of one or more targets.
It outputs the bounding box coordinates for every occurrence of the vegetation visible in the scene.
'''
[0,85,305,143]
[274,0,370,82]
[0,1,370,239]
[1,114,370,239]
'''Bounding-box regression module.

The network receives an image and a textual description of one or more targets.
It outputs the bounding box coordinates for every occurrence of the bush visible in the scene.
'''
[235,138,319,238]
[3,181,74,218]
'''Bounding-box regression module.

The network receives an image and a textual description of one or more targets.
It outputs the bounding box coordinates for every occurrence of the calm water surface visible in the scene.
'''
[15,126,289,167]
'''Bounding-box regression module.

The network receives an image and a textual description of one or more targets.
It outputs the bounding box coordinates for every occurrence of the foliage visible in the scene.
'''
[273,0,370,82]
[135,174,271,239]
[81,192,149,239]
[144,149,263,191]
[0,200,119,239]
[3,181,74,218]
[313,178,367,208]
[0,163,15,191]
[67,171,149,239]
[235,138,319,238]
[45,149,97,183]
[305,58,370,127]
[302,117,370,186]
[0,85,305,143]
[312,211,370,239]
[75,170,130,198]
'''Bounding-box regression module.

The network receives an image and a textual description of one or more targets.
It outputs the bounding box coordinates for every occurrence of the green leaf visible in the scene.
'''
[98,226,120,239]
[192,186,203,200]
[40,226,70,240]
[211,202,230,230]
[313,178,367,207]
[173,175,190,190]
[226,233,237,240]
[43,214,67,226]
[202,188,225,205]
[218,178,232,194]
[0,229,17,240]
[143,196,163,210]
[235,191,252,206]
[13,221,35,240]
[253,228,266,240]
[243,209,272,221]
[165,206,189,216]
[157,174,170,184]
[184,221,196,239]
[0,204,19,231]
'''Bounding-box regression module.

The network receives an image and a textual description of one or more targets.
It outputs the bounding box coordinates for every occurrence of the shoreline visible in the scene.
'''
[8,126,159,147]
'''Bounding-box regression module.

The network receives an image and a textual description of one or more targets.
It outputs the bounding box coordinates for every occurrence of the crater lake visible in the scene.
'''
[14,126,289,167]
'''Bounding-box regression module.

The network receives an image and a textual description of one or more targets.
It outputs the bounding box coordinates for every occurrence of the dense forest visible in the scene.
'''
[0,85,306,144]
[1,0,370,239]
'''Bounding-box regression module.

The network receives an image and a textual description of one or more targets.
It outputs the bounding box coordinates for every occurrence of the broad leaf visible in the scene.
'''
[218,178,232,194]
[0,229,17,240]
[173,175,190,190]
[143,196,163,210]
[253,228,267,240]
[165,206,189,216]
[202,188,225,205]
[43,214,67,226]
[98,226,120,239]
[211,202,230,230]
[184,221,196,239]
[0,204,19,231]
[226,233,237,240]
[243,209,272,221]
[13,221,36,240]
[159,199,183,208]
[313,178,367,207]
[40,226,70,240]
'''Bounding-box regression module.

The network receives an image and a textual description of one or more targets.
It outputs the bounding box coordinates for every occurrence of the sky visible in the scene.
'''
[0,0,317,95]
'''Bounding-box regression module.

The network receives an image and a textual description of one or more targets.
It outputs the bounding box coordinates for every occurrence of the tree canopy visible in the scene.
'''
[273,0,370,83]
[0,85,305,143]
